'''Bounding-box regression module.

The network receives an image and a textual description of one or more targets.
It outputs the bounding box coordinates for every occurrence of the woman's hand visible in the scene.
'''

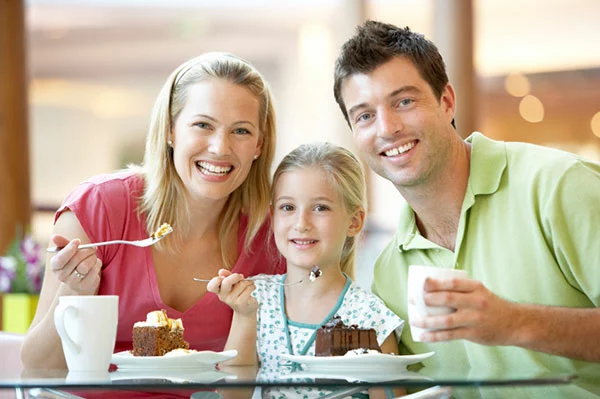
[207,269,258,316]
[49,234,102,295]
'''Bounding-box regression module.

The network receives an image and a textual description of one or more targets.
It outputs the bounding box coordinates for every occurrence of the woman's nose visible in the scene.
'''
[208,131,231,155]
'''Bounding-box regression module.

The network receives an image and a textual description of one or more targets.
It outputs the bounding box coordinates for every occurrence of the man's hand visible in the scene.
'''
[410,277,522,346]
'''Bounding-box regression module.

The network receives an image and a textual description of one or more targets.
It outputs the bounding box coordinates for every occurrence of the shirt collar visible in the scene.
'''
[396,132,507,251]
[466,131,507,196]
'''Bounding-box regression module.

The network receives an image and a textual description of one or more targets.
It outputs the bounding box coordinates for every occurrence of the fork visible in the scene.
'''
[193,265,322,287]
[46,226,174,253]
[193,276,305,287]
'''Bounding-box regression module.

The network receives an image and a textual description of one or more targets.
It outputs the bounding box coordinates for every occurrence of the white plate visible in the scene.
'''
[280,351,434,372]
[286,369,432,383]
[110,368,237,383]
[111,350,238,370]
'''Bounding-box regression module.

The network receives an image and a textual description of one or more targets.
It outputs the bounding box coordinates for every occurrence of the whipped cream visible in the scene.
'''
[343,348,380,356]
[152,223,173,239]
[133,310,184,331]
[163,348,198,357]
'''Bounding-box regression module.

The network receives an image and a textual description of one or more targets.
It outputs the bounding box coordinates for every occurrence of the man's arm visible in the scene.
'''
[412,277,600,362]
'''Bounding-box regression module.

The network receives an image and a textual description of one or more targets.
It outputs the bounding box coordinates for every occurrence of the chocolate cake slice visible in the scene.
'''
[315,315,381,356]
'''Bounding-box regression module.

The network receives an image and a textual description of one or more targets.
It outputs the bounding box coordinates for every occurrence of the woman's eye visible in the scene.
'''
[194,122,210,129]
[234,128,251,135]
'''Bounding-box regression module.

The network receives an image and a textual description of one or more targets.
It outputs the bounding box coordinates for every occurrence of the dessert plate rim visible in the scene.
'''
[280,351,434,371]
[111,349,238,370]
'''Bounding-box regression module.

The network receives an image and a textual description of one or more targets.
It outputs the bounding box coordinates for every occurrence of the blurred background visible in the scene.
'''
[2,0,600,287]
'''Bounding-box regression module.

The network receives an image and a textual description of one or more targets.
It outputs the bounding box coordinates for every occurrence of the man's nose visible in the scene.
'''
[376,108,403,139]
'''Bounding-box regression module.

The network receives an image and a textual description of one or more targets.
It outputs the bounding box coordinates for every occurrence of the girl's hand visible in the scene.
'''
[48,234,102,295]
[207,269,258,316]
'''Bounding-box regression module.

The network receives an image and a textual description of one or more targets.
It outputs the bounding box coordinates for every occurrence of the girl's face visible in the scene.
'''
[271,166,362,271]
[170,78,262,204]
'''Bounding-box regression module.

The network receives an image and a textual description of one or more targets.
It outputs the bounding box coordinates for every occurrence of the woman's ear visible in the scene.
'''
[255,136,263,158]
[347,208,365,237]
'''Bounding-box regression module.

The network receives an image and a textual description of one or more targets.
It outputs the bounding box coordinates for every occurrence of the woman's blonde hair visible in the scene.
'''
[271,142,366,278]
[136,52,276,268]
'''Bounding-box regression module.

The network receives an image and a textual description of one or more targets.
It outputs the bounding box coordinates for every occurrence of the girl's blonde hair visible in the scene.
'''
[134,52,276,268]
[271,142,366,278]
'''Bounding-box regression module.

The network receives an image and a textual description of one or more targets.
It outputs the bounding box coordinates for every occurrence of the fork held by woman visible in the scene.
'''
[46,224,173,253]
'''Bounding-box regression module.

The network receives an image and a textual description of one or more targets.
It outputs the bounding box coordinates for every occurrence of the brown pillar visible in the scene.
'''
[434,0,478,137]
[0,0,31,252]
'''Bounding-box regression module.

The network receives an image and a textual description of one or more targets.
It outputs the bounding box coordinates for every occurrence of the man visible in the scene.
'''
[333,20,600,376]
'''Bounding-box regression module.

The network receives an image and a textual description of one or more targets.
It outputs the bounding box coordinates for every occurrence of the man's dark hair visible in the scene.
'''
[334,20,453,127]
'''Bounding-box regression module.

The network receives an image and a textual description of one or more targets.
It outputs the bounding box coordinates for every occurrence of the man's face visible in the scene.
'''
[340,56,455,190]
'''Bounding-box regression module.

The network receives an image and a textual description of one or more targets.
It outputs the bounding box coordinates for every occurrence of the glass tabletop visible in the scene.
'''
[2,362,596,399]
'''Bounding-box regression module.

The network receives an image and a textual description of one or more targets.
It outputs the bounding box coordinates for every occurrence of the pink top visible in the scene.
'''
[56,171,286,353]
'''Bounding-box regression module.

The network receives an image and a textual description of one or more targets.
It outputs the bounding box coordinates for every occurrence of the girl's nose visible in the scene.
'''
[294,211,311,233]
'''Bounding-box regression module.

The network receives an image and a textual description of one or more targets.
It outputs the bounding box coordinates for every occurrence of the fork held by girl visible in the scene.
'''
[208,142,404,399]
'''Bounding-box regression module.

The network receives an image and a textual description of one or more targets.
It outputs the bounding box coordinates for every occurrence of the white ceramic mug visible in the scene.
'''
[54,295,118,371]
[407,265,467,342]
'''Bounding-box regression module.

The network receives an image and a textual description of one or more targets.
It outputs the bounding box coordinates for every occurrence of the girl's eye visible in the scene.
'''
[279,204,294,212]
[314,205,330,212]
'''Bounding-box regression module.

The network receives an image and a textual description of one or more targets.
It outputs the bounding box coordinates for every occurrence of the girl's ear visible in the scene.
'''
[269,204,274,220]
[347,207,365,237]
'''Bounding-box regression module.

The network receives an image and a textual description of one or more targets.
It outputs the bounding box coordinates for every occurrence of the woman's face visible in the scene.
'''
[170,78,262,204]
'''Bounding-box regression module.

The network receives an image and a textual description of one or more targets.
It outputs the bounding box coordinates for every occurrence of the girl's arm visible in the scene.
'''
[21,211,103,369]
[208,270,259,366]
[369,335,406,399]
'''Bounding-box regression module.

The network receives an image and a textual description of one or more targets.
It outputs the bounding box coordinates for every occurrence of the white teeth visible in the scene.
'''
[293,240,315,245]
[384,141,416,157]
[197,161,233,175]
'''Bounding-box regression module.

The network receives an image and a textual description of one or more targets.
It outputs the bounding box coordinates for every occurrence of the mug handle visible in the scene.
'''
[414,275,430,317]
[54,302,81,354]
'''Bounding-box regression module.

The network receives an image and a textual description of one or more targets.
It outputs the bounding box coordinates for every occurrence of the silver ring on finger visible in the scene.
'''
[73,268,86,280]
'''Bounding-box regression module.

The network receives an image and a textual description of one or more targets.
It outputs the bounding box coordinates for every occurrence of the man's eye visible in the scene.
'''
[399,98,413,107]
[357,113,372,122]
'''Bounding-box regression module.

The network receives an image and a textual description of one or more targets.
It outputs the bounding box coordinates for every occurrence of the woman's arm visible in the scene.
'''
[20,211,102,369]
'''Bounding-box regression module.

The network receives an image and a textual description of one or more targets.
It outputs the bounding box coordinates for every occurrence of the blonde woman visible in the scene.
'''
[21,52,285,369]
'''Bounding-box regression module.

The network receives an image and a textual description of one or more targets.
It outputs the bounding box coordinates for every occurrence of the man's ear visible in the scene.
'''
[347,207,365,237]
[440,83,456,124]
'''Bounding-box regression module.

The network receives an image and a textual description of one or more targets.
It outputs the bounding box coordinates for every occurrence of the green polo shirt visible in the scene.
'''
[372,133,600,382]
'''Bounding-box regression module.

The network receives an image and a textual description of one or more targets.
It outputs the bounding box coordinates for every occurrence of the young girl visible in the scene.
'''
[208,142,404,398]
